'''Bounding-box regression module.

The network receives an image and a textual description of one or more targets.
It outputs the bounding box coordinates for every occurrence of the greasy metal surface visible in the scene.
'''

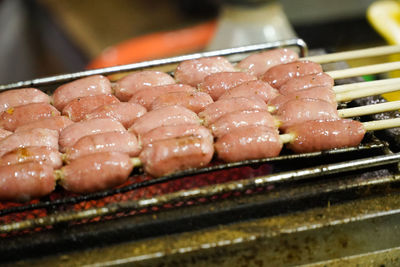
[1,149,398,234]
[9,191,400,266]
[0,38,307,91]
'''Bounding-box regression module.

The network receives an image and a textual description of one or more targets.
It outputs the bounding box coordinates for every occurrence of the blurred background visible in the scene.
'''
[0,0,387,84]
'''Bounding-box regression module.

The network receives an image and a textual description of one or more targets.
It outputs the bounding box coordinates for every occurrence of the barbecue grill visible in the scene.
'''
[2,38,400,266]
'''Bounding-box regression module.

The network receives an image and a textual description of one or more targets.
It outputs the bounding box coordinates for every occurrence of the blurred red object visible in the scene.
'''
[87,20,217,69]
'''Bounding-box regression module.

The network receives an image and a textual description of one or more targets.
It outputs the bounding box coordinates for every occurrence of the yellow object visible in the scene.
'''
[367,0,400,101]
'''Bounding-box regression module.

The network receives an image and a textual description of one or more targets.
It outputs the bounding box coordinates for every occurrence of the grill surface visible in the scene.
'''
[1,39,400,265]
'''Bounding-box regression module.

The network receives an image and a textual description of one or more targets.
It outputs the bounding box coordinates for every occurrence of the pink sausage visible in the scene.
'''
[59,118,126,152]
[236,48,299,77]
[140,124,213,147]
[139,136,214,177]
[279,72,334,95]
[62,94,120,122]
[276,98,339,130]
[65,131,140,162]
[129,84,196,109]
[286,119,365,153]
[174,56,235,86]
[129,105,200,135]
[0,147,62,168]
[219,80,279,103]
[53,75,112,110]
[114,71,175,101]
[269,86,337,111]
[0,88,50,113]
[0,128,12,139]
[150,91,213,113]
[0,128,59,157]
[215,126,282,162]
[198,72,257,100]
[15,116,73,134]
[0,162,55,202]
[59,152,133,194]
[261,61,323,89]
[85,102,147,128]
[0,103,60,131]
[198,97,268,126]
[210,109,277,138]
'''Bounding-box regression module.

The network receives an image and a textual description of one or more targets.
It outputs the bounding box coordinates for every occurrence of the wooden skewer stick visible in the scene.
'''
[303,45,400,64]
[326,61,400,80]
[333,77,400,93]
[338,100,400,118]
[335,83,400,102]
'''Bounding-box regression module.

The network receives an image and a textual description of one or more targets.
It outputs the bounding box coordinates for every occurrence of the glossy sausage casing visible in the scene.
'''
[85,102,146,128]
[236,48,299,77]
[114,71,175,101]
[210,109,277,138]
[0,103,60,131]
[0,147,62,168]
[62,94,120,122]
[129,105,200,135]
[198,97,268,126]
[174,56,235,86]
[278,72,334,95]
[198,72,256,100]
[65,131,140,162]
[215,126,282,162]
[59,118,126,152]
[219,80,279,103]
[140,124,213,147]
[0,162,55,202]
[261,61,323,89]
[0,128,59,157]
[139,136,214,177]
[0,88,50,113]
[59,152,133,194]
[286,119,365,153]
[53,75,112,110]
[15,116,74,134]
[150,91,213,113]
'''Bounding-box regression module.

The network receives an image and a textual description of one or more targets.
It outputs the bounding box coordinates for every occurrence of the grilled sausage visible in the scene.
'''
[15,116,73,134]
[53,75,112,110]
[65,131,140,162]
[0,147,62,168]
[129,105,200,135]
[236,48,299,77]
[150,91,213,113]
[279,72,334,95]
[129,84,196,109]
[261,61,323,89]
[0,103,60,131]
[286,119,365,153]
[0,88,50,113]
[140,124,213,147]
[268,86,337,111]
[62,94,120,122]
[219,80,279,103]
[210,109,277,138]
[0,162,55,202]
[198,72,257,100]
[174,56,235,86]
[85,102,146,128]
[59,118,126,152]
[276,98,339,130]
[198,97,268,126]
[58,152,133,194]
[139,136,214,177]
[114,70,175,101]
[0,128,59,157]
[215,126,282,162]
